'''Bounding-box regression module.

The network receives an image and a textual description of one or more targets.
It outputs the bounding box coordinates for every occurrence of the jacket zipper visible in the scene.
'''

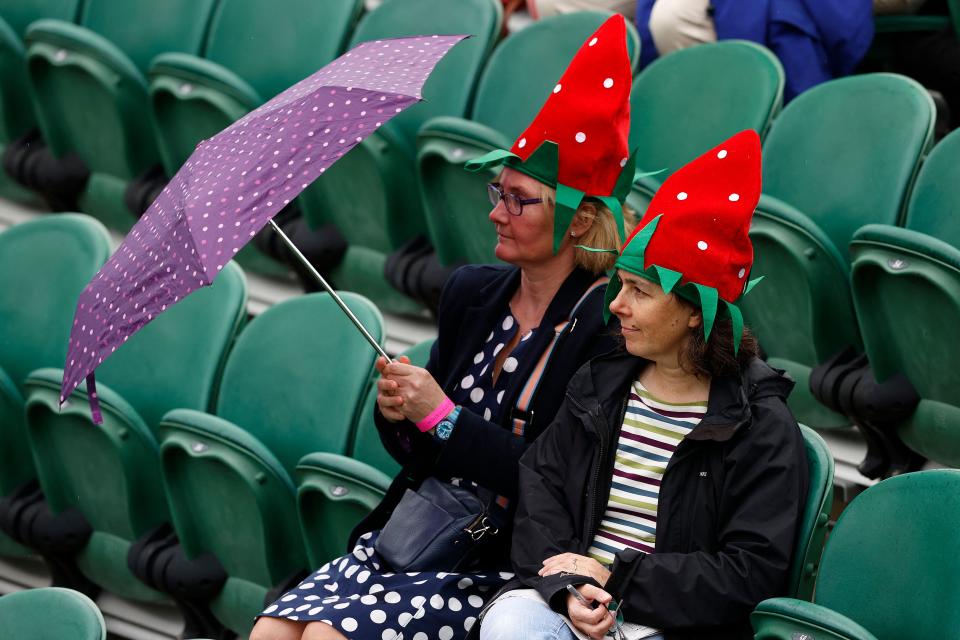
[576,393,629,547]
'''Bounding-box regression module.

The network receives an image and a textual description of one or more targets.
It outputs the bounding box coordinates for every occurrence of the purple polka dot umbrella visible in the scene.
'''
[61,34,467,424]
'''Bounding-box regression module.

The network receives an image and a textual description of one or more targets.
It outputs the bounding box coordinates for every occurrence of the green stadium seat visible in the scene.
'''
[0,0,82,201]
[0,587,106,640]
[23,0,219,231]
[21,262,247,603]
[752,469,960,640]
[625,40,784,215]
[146,0,363,276]
[296,338,433,568]
[848,129,960,468]
[739,73,935,431]
[157,292,382,636]
[417,11,640,266]
[0,214,110,559]
[789,425,834,601]
[298,0,502,313]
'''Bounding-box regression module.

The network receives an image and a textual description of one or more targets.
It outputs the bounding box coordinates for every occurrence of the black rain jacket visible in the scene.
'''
[501,349,809,640]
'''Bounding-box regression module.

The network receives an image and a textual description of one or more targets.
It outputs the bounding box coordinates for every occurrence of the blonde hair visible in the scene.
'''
[540,183,637,274]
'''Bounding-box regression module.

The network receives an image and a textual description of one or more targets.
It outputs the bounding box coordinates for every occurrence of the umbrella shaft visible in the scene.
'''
[267,219,391,362]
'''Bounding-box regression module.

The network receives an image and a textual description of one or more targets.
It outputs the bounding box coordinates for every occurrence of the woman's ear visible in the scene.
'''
[569,204,597,238]
[687,308,703,329]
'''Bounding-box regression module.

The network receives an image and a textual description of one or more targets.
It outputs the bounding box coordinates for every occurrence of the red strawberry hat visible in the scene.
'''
[465,14,635,252]
[605,130,763,353]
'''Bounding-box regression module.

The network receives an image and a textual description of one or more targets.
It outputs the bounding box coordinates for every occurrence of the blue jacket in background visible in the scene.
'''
[635,0,874,99]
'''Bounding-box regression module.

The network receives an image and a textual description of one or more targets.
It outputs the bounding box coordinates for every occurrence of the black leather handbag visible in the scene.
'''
[374,477,499,572]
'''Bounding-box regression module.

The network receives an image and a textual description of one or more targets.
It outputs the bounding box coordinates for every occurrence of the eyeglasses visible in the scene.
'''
[606,599,627,640]
[487,182,543,216]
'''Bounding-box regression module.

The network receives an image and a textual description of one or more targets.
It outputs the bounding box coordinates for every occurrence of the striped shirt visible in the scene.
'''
[587,379,707,565]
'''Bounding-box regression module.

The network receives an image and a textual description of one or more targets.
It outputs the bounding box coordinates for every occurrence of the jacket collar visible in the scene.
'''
[573,350,794,442]
[448,266,608,419]
[464,265,601,325]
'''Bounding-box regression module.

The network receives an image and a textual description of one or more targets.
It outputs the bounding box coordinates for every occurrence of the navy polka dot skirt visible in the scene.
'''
[259,531,511,639]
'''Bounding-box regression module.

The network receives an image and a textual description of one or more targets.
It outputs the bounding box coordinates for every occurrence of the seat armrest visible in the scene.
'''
[751,598,880,640]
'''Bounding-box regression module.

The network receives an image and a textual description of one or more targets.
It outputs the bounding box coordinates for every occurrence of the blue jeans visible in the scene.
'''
[480,594,665,640]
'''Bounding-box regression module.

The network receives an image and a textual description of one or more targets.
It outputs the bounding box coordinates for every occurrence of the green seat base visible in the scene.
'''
[332,246,424,317]
[899,399,960,467]
[768,358,851,431]
[77,172,136,232]
[296,452,390,567]
[76,531,167,603]
[210,575,268,637]
[0,529,35,559]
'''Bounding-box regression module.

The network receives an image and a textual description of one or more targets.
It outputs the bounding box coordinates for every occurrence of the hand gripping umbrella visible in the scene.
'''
[60,34,467,424]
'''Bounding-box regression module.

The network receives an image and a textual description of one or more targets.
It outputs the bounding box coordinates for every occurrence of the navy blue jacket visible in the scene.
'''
[636,0,874,99]
[351,264,618,559]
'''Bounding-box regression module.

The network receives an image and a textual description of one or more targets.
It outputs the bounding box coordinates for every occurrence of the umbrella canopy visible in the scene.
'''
[60,34,467,423]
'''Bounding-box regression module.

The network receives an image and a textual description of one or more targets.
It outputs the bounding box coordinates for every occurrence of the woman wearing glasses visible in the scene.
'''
[480,132,808,640]
[252,17,638,640]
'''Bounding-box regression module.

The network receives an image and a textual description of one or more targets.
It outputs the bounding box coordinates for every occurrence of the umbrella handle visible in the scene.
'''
[267,219,392,362]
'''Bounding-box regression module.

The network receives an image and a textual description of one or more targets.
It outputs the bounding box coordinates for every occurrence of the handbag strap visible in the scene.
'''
[511,275,608,436]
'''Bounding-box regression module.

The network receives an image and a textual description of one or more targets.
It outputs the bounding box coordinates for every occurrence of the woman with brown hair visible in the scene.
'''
[479,130,809,640]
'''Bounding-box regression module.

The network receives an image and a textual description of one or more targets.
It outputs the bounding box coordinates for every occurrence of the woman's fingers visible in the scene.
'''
[578,584,612,606]
[569,602,613,640]
[376,378,400,395]
[568,598,608,627]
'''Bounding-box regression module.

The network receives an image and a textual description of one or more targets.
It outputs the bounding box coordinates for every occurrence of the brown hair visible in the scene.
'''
[677,299,759,378]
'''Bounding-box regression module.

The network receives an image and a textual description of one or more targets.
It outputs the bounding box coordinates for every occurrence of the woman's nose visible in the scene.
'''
[489,199,509,224]
[609,286,628,317]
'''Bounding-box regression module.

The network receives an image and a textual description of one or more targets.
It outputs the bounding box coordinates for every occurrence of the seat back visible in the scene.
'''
[761,73,934,256]
[849,225,960,466]
[23,262,246,555]
[629,40,782,179]
[91,261,247,428]
[0,0,82,141]
[348,0,501,150]
[79,0,218,72]
[204,0,361,101]
[903,127,960,248]
[217,292,383,474]
[0,16,34,142]
[472,11,639,141]
[0,215,110,495]
[741,74,934,429]
[159,293,381,588]
[847,128,960,467]
[788,425,834,601]
[23,0,218,193]
[149,0,363,174]
[0,587,106,640]
[1,0,83,37]
[813,470,960,638]
[300,0,502,259]
[295,338,433,566]
[0,214,110,395]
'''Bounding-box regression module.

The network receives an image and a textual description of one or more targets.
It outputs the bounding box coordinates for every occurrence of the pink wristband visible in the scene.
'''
[415,396,455,432]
